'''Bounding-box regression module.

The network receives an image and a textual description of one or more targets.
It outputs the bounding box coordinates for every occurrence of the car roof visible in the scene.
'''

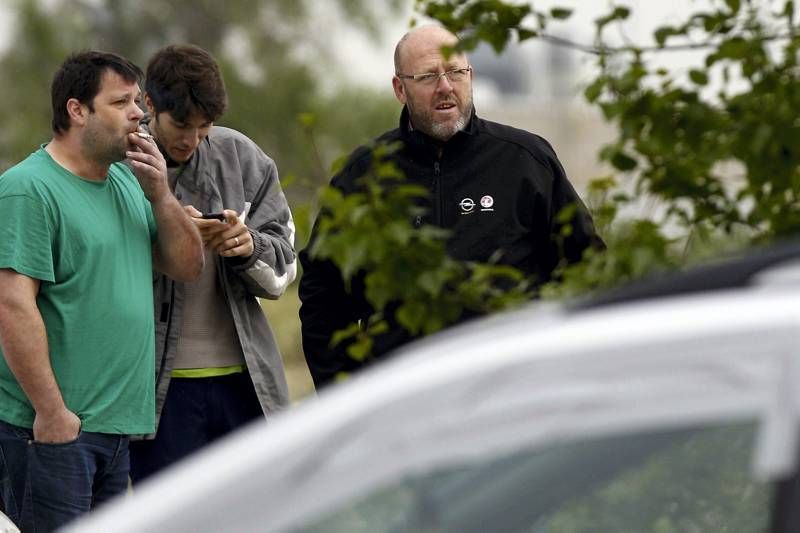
[67,264,800,532]
[575,238,800,310]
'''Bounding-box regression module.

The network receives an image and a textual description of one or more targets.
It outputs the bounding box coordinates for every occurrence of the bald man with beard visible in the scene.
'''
[299,25,603,389]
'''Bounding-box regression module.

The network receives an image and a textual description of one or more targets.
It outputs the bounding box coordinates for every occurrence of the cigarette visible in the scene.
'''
[135,131,154,140]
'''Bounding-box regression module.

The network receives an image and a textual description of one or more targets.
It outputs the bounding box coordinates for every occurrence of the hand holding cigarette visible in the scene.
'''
[126,130,169,202]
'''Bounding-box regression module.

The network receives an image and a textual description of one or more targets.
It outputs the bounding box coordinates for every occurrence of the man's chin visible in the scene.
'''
[110,145,130,164]
[169,150,193,163]
[430,120,464,142]
[409,108,465,141]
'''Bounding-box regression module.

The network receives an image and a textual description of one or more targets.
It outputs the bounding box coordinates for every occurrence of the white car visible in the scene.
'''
[66,242,800,533]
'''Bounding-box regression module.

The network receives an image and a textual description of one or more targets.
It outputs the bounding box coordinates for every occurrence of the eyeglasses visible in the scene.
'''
[395,66,472,86]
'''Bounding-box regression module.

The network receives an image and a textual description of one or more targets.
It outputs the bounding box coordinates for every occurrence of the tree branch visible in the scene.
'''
[537,31,795,55]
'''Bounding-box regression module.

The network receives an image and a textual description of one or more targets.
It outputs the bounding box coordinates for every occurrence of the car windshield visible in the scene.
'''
[292,420,769,533]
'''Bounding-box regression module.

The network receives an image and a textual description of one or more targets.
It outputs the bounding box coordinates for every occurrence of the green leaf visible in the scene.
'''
[340,241,368,279]
[724,0,741,13]
[367,320,389,336]
[417,270,447,296]
[688,69,709,85]
[365,272,395,310]
[330,322,361,349]
[550,8,573,20]
[584,78,605,103]
[783,1,795,19]
[654,26,676,47]
[396,301,427,334]
[347,336,372,362]
[385,221,414,246]
[596,6,631,30]
[556,203,578,224]
[716,37,749,60]
[614,6,631,20]
[610,151,638,171]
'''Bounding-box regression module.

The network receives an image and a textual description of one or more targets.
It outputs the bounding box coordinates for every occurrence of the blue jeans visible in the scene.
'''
[129,371,262,483]
[0,419,130,533]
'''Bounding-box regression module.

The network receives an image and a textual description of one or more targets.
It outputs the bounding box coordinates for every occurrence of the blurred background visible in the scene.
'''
[0,0,696,401]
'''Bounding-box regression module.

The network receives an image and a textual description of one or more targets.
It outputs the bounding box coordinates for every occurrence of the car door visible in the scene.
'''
[64,286,800,533]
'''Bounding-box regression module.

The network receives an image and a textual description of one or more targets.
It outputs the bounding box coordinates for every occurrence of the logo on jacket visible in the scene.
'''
[480,195,494,211]
[459,198,475,214]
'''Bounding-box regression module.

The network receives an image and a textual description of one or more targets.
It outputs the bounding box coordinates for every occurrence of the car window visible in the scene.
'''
[292,421,769,533]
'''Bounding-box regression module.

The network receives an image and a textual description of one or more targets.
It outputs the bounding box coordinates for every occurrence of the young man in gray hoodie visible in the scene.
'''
[128,44,296,482]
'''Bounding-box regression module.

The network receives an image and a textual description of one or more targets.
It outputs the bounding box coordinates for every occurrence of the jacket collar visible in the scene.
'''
[398,105,479,152]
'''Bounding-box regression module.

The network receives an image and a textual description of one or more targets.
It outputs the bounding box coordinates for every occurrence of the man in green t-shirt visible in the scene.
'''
[0,50,203,532]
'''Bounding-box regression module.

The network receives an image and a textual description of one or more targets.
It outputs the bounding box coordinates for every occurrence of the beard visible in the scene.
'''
[406,90,473,142]
[82,114,128,165]
[429,112,469,141]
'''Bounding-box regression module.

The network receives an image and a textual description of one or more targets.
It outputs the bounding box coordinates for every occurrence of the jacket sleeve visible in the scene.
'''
[227,157,297,299]
[545,144,605,266]
[298,156,373,389]
[298,248,368,389]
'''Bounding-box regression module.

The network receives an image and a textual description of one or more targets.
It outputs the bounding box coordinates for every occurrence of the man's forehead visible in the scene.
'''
[401,29,464,67]
[162,110,212,126]
[98,70,140,95]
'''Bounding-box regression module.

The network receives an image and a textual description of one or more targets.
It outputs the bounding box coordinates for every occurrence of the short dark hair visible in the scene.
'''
[145,44,227,123]
[51,50,143,134]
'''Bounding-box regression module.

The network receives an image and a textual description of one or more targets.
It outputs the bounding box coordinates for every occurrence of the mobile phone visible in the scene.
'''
[200,212,226,221]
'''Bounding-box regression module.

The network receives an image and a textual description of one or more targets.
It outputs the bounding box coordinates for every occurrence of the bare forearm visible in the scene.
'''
[126,132,203,282]
[0,299,64,417]
[152,194,204,281]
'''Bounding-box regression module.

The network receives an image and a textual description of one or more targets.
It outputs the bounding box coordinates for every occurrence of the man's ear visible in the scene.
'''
[144,94,155,115]
[66,98,88,127]
[392,76,407,105]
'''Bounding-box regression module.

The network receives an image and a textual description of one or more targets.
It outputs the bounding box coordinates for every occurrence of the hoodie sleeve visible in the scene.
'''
[227,157,297,299]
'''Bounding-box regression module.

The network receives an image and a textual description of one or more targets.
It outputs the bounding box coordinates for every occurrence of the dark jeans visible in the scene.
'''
[129,371,263,483]
[0,419,129,533]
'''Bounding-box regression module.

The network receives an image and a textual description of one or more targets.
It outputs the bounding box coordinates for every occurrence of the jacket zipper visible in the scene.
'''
[433,161,442,226]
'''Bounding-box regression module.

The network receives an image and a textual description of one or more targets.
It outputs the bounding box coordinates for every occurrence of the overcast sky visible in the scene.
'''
[0,0,704,96]
[324,0,701,91]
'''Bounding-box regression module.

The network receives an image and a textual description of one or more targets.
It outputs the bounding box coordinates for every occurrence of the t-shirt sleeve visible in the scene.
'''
[145,200,157,243]
[0,193,55,282]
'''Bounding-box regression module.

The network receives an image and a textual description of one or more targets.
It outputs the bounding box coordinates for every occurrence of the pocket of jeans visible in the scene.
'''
[31,430,83,447]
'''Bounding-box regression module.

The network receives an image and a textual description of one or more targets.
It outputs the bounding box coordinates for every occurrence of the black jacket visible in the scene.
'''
[299,107,602,388]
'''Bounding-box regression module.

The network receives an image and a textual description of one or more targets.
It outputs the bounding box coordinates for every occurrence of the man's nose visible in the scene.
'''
[182,130,200,145]
[435,74,454,92]
[130,104,144,121]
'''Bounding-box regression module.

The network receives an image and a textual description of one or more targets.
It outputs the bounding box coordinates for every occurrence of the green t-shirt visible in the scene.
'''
[0,147,157,434]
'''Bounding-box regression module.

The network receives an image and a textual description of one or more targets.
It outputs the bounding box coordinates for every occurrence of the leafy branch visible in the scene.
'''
[418,0,800,297]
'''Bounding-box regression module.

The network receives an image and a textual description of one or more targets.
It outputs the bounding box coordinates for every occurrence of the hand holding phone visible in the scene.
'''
[193,211,229,244]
